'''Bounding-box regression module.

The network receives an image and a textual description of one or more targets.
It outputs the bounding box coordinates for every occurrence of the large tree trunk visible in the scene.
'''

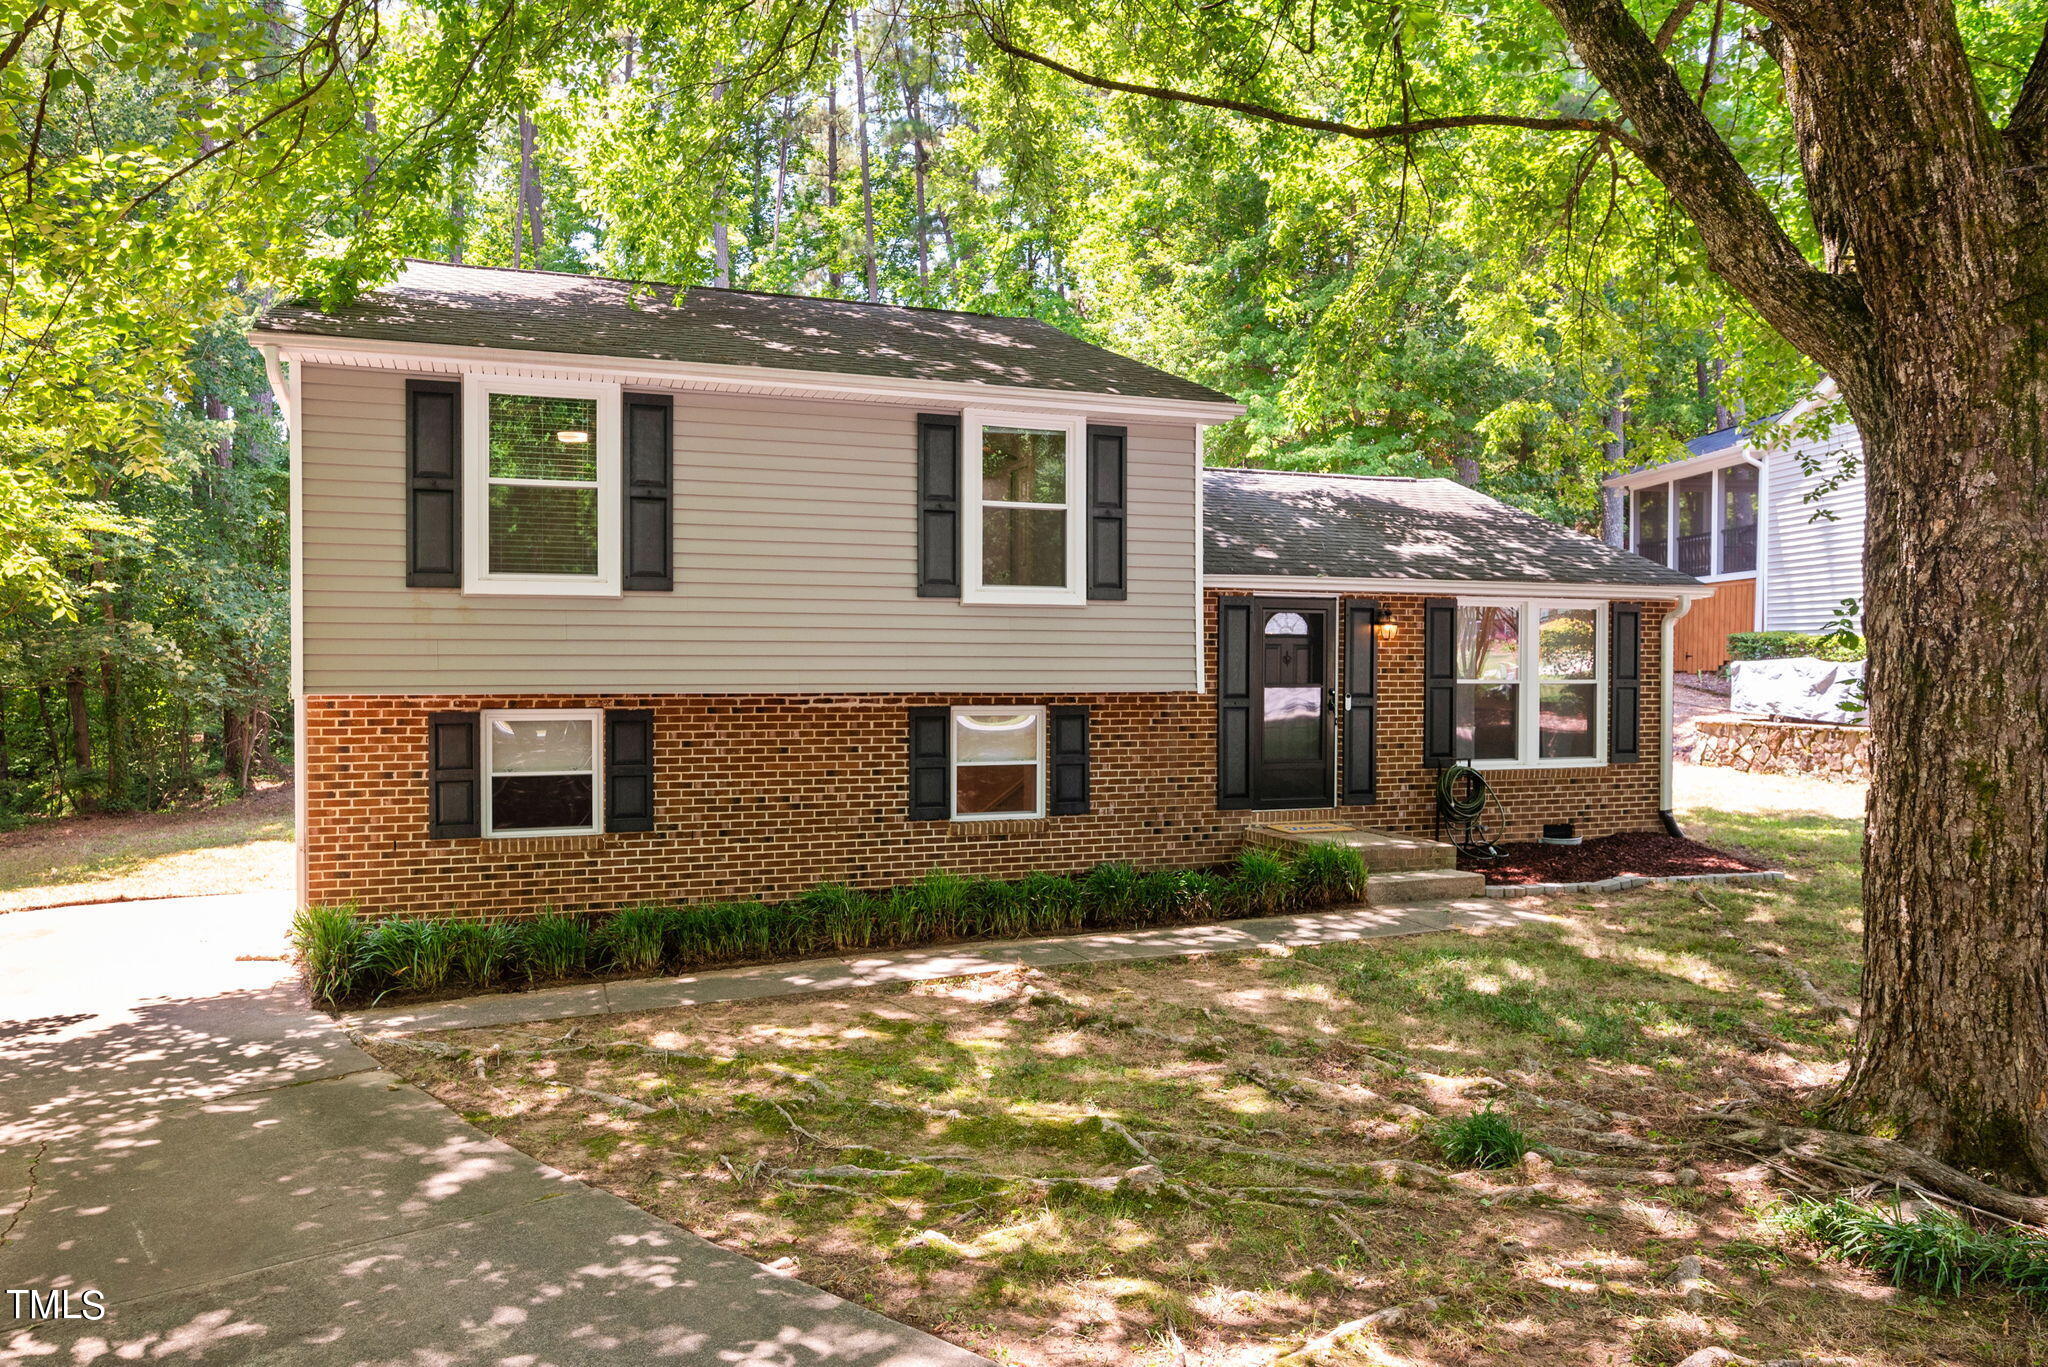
[1535,0,2048,1187]
[1830,339,2048,1189]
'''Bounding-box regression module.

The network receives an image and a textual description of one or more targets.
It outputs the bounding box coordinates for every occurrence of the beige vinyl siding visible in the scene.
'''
[299,363,1200,693]
[1763,419,1865,632]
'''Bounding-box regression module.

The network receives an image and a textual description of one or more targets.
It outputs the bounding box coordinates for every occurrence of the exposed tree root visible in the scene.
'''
[1718,1115,2048,1227]
[1271,1296,1442,1365]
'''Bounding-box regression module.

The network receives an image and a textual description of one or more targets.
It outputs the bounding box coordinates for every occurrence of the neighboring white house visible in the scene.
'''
[1605,381,1865,671]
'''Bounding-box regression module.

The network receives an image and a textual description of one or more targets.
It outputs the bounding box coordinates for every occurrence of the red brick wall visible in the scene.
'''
[303,591,1668,917]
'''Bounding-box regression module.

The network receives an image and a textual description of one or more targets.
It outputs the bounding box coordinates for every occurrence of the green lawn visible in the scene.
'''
[367,789,2047,1367]
[0,784,293,911]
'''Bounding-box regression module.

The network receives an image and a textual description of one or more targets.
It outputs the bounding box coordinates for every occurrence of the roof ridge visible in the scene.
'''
[1204,466,1449,485]
[397,257,1074,329]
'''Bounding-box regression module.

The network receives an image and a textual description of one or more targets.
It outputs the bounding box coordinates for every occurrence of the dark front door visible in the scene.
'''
[1252,600,1335,807]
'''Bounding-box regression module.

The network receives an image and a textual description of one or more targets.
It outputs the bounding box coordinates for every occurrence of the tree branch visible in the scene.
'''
[2005,21,2048,161]
[1537,0,1868,372]
[1651,0,1701,52]
[981,25,1635,150]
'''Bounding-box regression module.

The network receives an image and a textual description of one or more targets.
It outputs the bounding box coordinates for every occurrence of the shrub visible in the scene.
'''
[1291,843,1368,908]
[447,919,519,988]
[358,917,459,998]
[799,882,883,952]
[292,904,368,1005]
[909,868,973,937]
[963,878,1030,939]
[1015,872,1085,934]
[1434,1105,1531,1169]
[666,901,782,967]
[1135,869,1216,923]
[596,905,668,974]
[1774,1198,2048,1304]
[1226,848,1294,917]
[1080,861,1144,927]
[516,913,594,980]
[1728,630,1866,663]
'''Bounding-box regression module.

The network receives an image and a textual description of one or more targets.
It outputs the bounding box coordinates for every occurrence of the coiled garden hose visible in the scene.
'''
[1436,764,1508,859]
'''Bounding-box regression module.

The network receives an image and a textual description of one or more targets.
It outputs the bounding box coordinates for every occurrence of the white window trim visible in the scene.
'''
[463,374,623,597]
[960,409,1088,606]
[481,707,604,838]
[949,704,1047,821]
[1458,599,1608,772]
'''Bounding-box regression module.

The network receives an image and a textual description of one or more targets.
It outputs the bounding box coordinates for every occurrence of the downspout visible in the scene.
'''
[1660,594,1695,837]
[257,342,308,910]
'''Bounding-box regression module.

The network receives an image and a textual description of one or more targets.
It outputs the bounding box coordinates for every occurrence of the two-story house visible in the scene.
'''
[254,261,1705,918]
[1605,382,1865,672]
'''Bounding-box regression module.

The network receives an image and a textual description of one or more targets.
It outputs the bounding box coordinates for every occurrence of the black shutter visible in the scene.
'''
[1049,706,1091,815]
[1217,596,1255,808]
[1611,601,1643,763]
[1342,600,1380,804]
[622,392,673,592]
[907,706,951,819]
[916,414,961,597]
[604,708,656,831]
[406,379,461,587]
[427,711,480,839]
[1085,425,1127,601]
[1423,597,1459,769]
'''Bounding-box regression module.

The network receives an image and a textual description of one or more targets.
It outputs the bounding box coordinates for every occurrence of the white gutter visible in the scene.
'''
[1204,573,1712,603]
[251,332,1247,427]
[1604,448,1761,491]
[257,342,308,911]
[1661,593,1694,825]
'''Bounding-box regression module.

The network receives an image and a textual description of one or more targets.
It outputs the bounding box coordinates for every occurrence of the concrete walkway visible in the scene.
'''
[0,894,988,1365]
[346,897,1524,1036]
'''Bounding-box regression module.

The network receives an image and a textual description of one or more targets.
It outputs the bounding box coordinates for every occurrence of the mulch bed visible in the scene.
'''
[1458,831,1772,886]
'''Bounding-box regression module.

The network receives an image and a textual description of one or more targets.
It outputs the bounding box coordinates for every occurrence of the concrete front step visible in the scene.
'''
[1365,867,1488,905]
[1246,822,1458,872]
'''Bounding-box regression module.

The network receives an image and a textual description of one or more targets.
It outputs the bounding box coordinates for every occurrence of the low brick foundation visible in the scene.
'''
[1694,713,1870,782]
[303,593,1669,917]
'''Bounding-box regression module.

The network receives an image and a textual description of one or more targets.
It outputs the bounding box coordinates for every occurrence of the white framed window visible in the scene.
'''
[483,708,602,837]
[1455,601,1606,769]
[950,706,1045,820]
[961,410,1087,605]
[463,375,621,596]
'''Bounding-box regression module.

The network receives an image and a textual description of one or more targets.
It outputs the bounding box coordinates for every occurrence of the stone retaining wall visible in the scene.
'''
[1694,714,1870,782]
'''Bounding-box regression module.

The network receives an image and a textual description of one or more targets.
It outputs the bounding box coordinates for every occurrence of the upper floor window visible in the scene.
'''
[1630,461,1760,579]
[464,377,621,596]
[1454,601,1606,768]
[962,410,1086,605]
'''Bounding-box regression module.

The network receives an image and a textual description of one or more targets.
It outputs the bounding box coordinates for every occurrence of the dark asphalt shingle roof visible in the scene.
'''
[255,260,1233,405]
[1203,468,1701,590]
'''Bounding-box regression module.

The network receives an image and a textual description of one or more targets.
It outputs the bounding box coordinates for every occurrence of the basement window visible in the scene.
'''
[951,707,1045,819]
[483,709,601,836]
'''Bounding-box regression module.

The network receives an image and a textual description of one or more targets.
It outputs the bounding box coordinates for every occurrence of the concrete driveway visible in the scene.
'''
[0,894,984,1365]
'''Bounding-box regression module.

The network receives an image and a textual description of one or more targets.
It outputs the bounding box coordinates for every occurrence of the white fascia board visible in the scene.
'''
[1203,573,1710,602]
[251,332,1248,426]
[1604,447,1762,491]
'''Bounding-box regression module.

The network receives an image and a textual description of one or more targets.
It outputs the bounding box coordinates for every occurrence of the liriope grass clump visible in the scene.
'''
[295,838,1379,1006]
[291,904,368,1005]
[1774,1198,2048,1304]
[596,905,667,974]
[1434,1105,1532,1169]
